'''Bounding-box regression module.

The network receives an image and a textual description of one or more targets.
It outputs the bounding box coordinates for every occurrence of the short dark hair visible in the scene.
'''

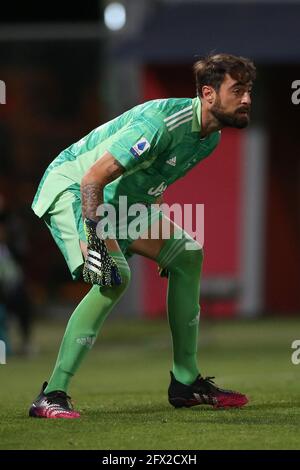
[193,53,256,97]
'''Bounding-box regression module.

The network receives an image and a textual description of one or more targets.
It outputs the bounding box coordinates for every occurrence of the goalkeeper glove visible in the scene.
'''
[83,218,122,287]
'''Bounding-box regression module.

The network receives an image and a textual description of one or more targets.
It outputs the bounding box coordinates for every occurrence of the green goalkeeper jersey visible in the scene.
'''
[32,97,221,216]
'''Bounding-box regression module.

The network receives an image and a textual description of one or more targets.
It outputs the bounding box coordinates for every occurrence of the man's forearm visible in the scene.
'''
[81,153,125,223]
[81,181,104,222]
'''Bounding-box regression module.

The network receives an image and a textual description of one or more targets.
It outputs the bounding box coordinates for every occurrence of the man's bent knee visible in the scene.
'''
[166,245,203,276]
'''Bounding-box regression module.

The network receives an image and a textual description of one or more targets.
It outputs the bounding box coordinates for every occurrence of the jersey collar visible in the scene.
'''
[192,97,202,133]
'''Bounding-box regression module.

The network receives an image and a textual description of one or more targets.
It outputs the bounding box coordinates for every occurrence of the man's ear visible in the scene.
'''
[202,85,215,104]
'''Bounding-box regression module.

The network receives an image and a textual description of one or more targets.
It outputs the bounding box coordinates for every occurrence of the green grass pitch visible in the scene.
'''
[1,316,300,450]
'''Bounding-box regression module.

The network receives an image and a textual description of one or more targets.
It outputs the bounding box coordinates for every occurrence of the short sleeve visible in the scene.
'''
[105,117,169,171]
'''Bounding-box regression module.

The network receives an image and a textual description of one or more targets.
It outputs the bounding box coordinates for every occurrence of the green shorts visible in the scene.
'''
[43,186,161,280]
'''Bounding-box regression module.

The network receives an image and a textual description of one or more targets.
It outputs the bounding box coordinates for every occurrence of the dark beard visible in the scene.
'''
[211,103,250,129]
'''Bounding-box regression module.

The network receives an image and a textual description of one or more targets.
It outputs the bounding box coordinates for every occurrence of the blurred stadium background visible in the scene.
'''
[0,0,300,450]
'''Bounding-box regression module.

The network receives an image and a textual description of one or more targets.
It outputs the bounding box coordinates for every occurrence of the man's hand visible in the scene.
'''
[83,219,122,287]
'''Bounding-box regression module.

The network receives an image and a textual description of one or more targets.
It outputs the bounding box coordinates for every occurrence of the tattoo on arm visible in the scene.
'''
[81,182,102,221]
[81,158,125,221]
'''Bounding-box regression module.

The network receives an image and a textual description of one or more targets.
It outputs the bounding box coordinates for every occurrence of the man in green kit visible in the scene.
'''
[29,53,256,418]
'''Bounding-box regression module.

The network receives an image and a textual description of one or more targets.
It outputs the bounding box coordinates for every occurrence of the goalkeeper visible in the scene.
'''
[29,54,255,418]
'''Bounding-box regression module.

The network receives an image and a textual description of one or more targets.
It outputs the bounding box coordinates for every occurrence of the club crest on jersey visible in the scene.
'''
[130,137,150,159]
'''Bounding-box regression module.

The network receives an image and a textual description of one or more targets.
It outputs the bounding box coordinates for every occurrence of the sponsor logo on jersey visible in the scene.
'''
[166,156,177,166]
[130,137,150,159]
[148,182,168,197]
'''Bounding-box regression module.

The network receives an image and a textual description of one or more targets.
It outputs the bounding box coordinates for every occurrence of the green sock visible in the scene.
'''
[44,252,130,394]
[157,237,203,385]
